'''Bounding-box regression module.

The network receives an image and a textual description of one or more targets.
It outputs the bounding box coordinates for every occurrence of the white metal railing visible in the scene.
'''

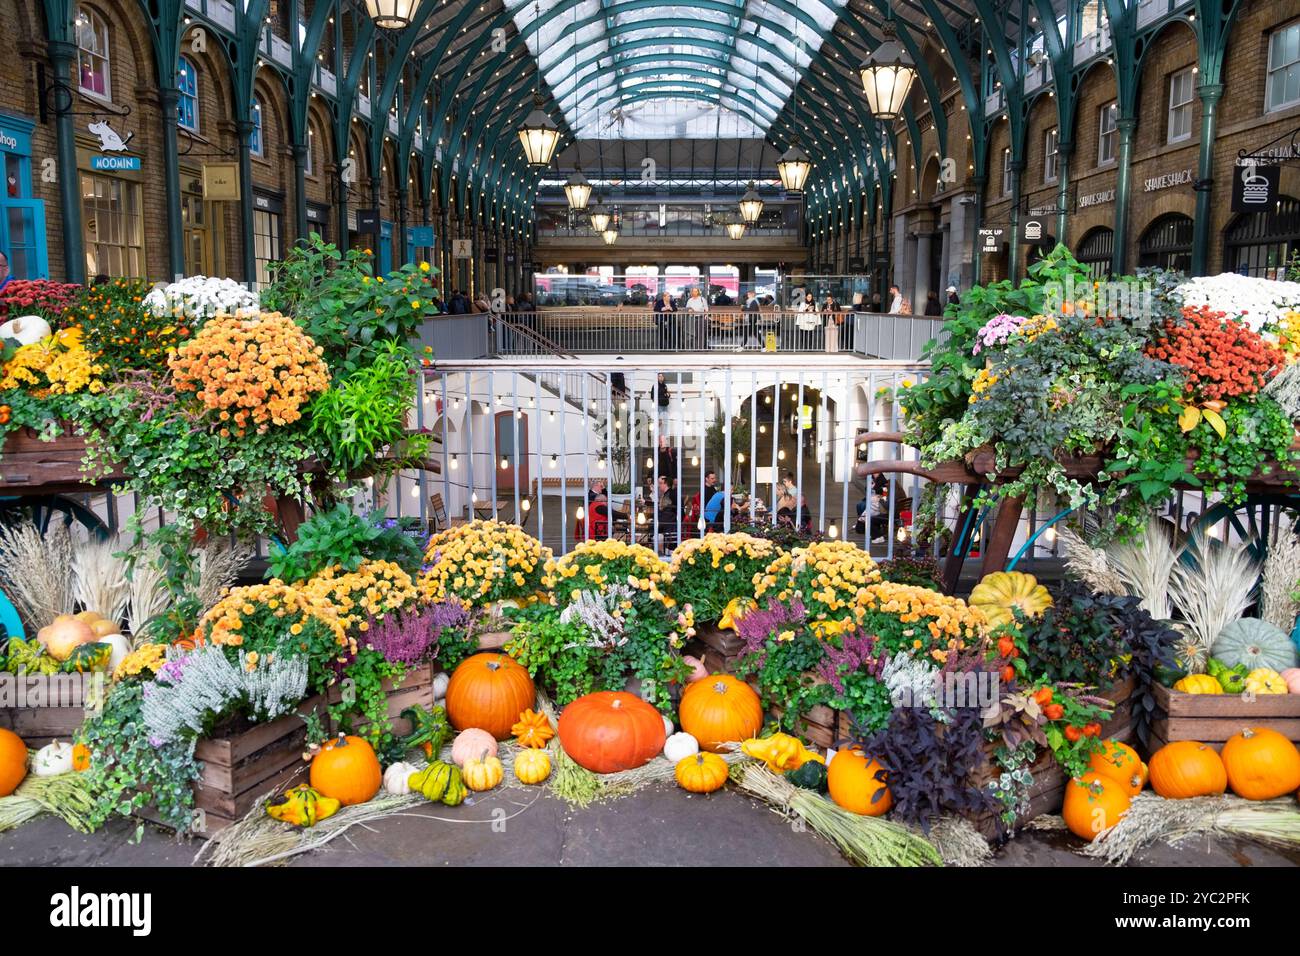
[491,310,943,357]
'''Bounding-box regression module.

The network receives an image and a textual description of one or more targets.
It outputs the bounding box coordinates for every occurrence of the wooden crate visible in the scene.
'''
[0,673,102,748]
[770,702,852,751]
[325,662,438,738]
[689,626,747,675]
[0,426,121,491]
[1148,682,1300,752]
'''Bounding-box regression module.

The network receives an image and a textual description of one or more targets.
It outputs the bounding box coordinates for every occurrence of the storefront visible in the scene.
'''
[1224,195,1300,279]
[253,190,284,288]
[78,135,146,279]
[1138,213,1193,272]
[0,112,48,279]
[180,166,224,278]
[306,202,330,243]
[1075,227,1114,279]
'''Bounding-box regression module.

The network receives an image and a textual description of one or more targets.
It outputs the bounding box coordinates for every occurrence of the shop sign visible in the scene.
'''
[453,239,473,259]
[356,208,380,233]
[0,131,17,152]
[202,163,240,201]
[977,227,1005,253]
[1078,188,1115,208]
[485,246,499,263]
[1142,168,1192,192]
[90,155,140,171]
[1020,215,1049,244]
[1232,162,1279,213]
[408,225,434,246]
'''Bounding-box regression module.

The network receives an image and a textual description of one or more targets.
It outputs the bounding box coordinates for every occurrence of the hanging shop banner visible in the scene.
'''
[356,208,380,233]
[453,239,473,259]
[978,227,1005,253]
[1232,162,1279,213]
[484,246,499,264]
[1019,215,1048,244]
[408,225,434,246]
[202,163,240,201]
[848,256,866,271]
[90,155,141,172]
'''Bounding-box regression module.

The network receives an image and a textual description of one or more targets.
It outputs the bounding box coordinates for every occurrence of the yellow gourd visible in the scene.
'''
[718,596,757,631]
[513,748,552,785]
[741,733,823,774]
[462,751,505,792]
[1173,674,1223,695]
[1244,668,1287,695]
[968,571,1053,628]
[510,709,555,749]
[265,785,341,827]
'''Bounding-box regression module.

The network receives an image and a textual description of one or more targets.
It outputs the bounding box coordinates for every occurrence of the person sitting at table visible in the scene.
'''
[588,477,608,504]
[654,474,678,524]
[702,488,729,527]
[775,488,797,527]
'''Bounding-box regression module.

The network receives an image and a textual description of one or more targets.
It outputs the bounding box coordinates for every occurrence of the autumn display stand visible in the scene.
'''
[1149,684,1300,752]
[0,675,96,749]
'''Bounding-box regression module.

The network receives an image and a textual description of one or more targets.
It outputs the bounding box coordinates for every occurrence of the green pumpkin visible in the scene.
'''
[410,761,456,802]
[1211,619,1298,673]
[785,759,829,793]
[1206,657,1248,694]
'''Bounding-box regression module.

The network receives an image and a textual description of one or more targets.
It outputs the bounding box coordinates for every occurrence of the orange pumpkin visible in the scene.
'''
[309,734,382,806]
[71,743,91,772]
[511,709,555,749]
[675,752,729,793]
[1148,740,1227,799]
[1062,772,1131,841]
[679,675,763,753]
[826,748,892,816]
[1088,739,1147,796]
[1220,727,1300,801]
[445,652,536,740]
[557,691,666,774]
[0,728,27,797]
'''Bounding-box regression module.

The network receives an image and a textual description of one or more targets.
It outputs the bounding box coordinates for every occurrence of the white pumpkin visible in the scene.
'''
[383,761,418,796]
[0,315,51,346]
[33,741,75,777]
[661,713,674,737]
[663,731,699,764]
[431,672,450,700]
[96,633,131,674]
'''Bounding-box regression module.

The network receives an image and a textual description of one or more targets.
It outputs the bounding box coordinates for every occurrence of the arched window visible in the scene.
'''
[1225,195,1300,279]
[1138,213,1194,272]
[177,56,199,132]
[250,97,264,157]
[1075,226,1114,279]
[74,7,111,99]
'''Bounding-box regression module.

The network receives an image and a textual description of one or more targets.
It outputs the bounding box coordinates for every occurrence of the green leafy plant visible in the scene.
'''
[266,503,425,582]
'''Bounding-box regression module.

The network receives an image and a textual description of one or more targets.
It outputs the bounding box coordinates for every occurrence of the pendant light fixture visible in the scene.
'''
[601,226,619,245]
[727,218,747,240]
[363,0,418,30]
[738,182,764,224]
[517,4,560,167]
[778,25,814,193]
[859,4,918,122]
[589,197,611,233]
[561,6,589,209]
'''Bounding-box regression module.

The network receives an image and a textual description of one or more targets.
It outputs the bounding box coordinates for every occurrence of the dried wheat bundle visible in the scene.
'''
[1104,520,1178,620]
[0,522,76,631]
[1057,526,1127,596]
[71,535,131,624]
[195,538,253,610]
[1168,529,1260,668]
[1260,523,1300,632]
[125,544,170,641]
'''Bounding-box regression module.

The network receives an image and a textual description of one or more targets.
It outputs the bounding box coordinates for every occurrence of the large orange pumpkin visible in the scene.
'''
[826,748,892,816]
[1088,739,1147,796]
[1062,772,1131,841]
[679,675,763,753]
[1148,740,1227,799]
[0,728,27,797]
[557,691,666,774]
[309,734,382,806]
[1220,727,1300,801]
[445,652,536,740]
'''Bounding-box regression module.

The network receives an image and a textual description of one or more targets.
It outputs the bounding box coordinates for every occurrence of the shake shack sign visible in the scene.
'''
[978,227,1005,253]
[1232,161,1279,213]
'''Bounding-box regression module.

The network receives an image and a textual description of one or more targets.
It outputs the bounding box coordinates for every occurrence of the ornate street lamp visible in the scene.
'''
[738,181,764,225]
[363,0,419,30]
[564,165,592,210]
[601,227,619,245]
[858,11,917,122]
[589,198,611,233]
[518,91,561,168]
[777,141,813,193]
[726,219,747,240]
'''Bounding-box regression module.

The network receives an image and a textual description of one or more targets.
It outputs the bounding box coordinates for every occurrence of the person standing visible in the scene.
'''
[888,284,904,314]
[946,285,960,307]
[924,291,943,315]
[0,250,11,294]
[653,290,675,349]
[743,290,761,350]
[684,286,708,349]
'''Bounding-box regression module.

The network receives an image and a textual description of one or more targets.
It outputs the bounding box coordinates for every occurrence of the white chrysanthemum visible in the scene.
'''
[1173,273,1300,331]
[143,275,261,321]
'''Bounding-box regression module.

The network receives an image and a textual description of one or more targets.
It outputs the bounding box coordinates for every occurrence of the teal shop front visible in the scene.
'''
[0,112,49,280]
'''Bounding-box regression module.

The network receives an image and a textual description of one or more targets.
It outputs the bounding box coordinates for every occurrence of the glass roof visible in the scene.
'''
[506,0,847,139]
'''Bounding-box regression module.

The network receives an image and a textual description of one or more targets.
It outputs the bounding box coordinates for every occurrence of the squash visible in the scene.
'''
[408,761,467,805]
[445,652,537,739]
[718,596,756,631]
[431,671,450,701]
[266,785,340,827]
[827,748,892,816]
[1220,727,1300,800]
[308,734,382,806]
[1281,668,1300,695]
[675,752,729,793]
[1212,618,1298,673]
[462,751,505,792]
[663,731,699,764]
[71,743,91,772]
[1087,739,1147,796]
[451,728,498,767]
[786,758,829,793]
[0,315,51,345]
[1173,674,1223,695]
[0,728,27,797]
[100,633,131,674]
[679,675,763,753]
[1148,740,1228,799]
[383,761,418,795]
[557,691,666,774]
[510,709,555,749]
[1062,772,1131,841]
[400,704,453,760]
[741,733,823,774]
[513,748,552,785]
[968,570,1053,628]
[1244,668,1287,695]
[32,741,75,777]
[681,655,709,683]
[36,617,96,662]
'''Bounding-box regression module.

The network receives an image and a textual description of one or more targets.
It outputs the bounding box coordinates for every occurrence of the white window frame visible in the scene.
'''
[1044,127,1059,183]
[251,98,265,158]
[305,126,315,175]
[75,7,112,102]
[177,55,199,133]
[1002,148,1013,196]
[1167,67,1194,143]
[1267,20,1300,113]
[1098,101,1118,165]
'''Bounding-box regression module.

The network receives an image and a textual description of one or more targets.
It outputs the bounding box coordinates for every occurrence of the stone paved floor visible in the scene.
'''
[2,784,1297,867]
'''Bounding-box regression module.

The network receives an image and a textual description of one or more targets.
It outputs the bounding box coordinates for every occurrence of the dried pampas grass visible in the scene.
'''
[71,536,131,624]
[1104,520,1179,620]
[125,544,169,641]
[1168,529,1260,669]
[195,538,252,609]
[1260,522,1300,633]
[1057,527,1127,597]
[0,522,76,631]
